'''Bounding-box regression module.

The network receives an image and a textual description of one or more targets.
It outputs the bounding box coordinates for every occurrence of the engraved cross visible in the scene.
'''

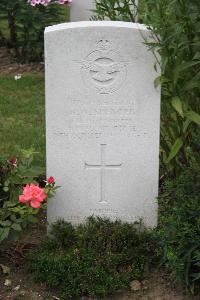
[85,144,122,204]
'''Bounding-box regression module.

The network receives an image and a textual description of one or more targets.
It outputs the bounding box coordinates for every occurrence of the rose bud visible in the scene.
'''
[8,157,17,167]
[47,176,55,184]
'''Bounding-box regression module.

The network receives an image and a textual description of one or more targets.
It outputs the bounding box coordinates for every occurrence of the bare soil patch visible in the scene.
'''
[0,265,197,300]
[0,47,44,75]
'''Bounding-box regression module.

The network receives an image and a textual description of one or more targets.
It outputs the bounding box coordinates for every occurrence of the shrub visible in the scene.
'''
[143,0,200,179]
[158,163,200,294]
[26,217,158,298]
[0,150,57,243]
[0,0,68,62]
[94,0,200,179]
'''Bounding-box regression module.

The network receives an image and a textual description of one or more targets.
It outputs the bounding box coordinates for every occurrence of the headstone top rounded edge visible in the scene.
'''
[45,21,149,34]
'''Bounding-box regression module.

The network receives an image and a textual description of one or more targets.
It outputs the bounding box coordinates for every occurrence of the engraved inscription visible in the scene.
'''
[53,101,141,139]
[80,40,127,94]
[65,216,81,221]
[89,209,138,221]
[90,208,118,214]
[85,144,122,203]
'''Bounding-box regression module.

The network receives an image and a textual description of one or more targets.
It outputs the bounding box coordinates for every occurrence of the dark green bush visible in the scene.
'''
[143,0,200,179]
[0,0,67,62]
[27,217,157,298]
[94,0,200,179]
[158,163,200,294]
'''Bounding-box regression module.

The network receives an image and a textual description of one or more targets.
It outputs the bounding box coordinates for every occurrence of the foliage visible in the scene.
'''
[0,0,67,62]
[157,163,200,294]
[26,217,158,298]
[0,150,56,243]
[94,0,200,178]
[93,0,139,22]
[143,0,200,178]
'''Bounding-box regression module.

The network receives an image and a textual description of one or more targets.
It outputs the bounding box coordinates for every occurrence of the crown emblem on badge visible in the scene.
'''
[96,39,111,52]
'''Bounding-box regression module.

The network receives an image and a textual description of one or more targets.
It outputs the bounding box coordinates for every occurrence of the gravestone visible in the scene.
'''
[45,21,160,228]
[70,0,95,21]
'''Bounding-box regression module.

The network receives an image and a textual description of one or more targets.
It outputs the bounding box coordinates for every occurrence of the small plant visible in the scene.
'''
[157,163,200,294]
[27,217,158,298]
[0,150,57,243]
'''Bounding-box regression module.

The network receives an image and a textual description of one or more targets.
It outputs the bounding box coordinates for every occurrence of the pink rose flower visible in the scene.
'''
[19,184,47,208]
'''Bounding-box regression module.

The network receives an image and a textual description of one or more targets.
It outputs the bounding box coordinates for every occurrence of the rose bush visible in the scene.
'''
[0,151,57,243]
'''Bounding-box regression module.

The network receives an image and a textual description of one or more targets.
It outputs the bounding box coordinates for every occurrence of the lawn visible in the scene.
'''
[0,19,9,40]
[0,75,45,168]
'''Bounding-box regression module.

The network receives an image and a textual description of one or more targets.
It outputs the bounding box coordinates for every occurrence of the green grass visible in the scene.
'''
[0,19,9,39]
[0,10,9,39]
[0,75,45,168]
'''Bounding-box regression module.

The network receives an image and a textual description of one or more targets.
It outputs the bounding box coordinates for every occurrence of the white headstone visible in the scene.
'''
[45,21,160,228]
[70,0,95,21]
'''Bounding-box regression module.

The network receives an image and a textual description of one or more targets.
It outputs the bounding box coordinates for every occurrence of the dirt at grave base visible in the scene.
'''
[0,47,44,75]
[0,219,198,300]
[0,267,197,300]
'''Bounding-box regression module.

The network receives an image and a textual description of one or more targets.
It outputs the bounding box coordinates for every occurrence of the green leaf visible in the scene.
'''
[166,138,183,163]
[193,52,200,60]
[175,60,200,73]
[11,223,22,232]
[0,220,12,227]
[27,215,38,224]
[185,111,200,126]
[0,227,10,242]
[183,74,200,91]
[154,76,169,88]
[9,230,20,241]
[5,202,18,208]
[10,215,17,222]
[171,97,184,118]
[4,180,10,187]
[182,119,191,134]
